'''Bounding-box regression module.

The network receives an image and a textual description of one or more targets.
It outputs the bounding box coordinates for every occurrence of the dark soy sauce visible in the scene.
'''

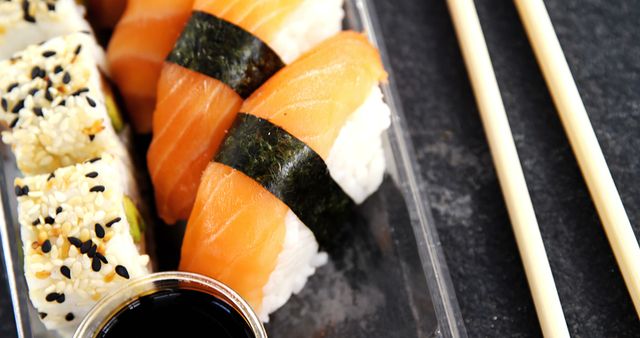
[97,288,255,338]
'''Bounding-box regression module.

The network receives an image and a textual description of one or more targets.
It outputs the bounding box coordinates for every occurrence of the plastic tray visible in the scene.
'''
[0,0,466,337]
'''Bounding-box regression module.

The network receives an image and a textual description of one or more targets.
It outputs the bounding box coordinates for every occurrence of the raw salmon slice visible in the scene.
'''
[88,0,127,29]
[194,0,303,43]
[180,163,288,311]
[148,64,242,223]
[243,31,386,159]
[107,0,193,133]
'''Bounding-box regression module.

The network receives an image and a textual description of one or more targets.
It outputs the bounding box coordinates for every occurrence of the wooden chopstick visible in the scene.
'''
[446,0,570,336]
[514,0,640,317]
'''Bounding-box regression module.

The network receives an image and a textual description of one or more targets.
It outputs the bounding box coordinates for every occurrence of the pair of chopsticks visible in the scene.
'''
[447,0,640,336]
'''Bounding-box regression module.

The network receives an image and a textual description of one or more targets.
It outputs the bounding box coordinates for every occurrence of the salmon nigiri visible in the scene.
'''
[107,0,194,133]
[180,32,390,321]
[148,0,344,223]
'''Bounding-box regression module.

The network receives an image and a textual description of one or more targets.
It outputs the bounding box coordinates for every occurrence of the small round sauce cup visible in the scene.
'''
[74,271,267,338]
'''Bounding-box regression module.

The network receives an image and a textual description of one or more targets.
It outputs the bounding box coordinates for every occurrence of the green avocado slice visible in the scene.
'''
[123,196,145,243]
[104,90,124,132]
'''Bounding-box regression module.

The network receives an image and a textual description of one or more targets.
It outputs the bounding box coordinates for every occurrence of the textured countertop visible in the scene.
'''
[372,0,639,336]
[1,0,639,337]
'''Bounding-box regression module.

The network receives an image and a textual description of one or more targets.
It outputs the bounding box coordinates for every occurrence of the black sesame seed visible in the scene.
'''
[106,217,122,228]
[56,293,65,303]
[91,257,101,272]
[86,96,96,107]
[11,99,24,113]
[89,134,95,141]
[47,172,55,181]
[41,240,51,253]
[45,90,53,101]
[31,219,40,226]
[74,45,82,55]
[96,252,108,264]
[60,266,71,279]
[72,87,89,96]
[95,224,105,238]
[9,117,19,128]
[14,185,27,197]
[6,83,18,92]
[65,313,74,321]
[56,206,62,214]
[28,88,38,96]
[58,99,66,106]
[68,237,82,248]
[88,244,97,258]
[54,65,63,74]
[88,157,101,163]
[115,265,129,279]
[46,78,53,88]
[42,50,56,57]
[80,240,92,254]
[22,0,35,23]
[80,30,91,35]
[45,293,59,302]
[34,107,43,117]
[90,185,105,193]
[38,69,46,78]
[47,3,55,11]
[62,72,71,84]
[44,216,54,225]
[85,171,98,178]
[31,66,41,79]
[39,312,47,319]
[1,98,7,112]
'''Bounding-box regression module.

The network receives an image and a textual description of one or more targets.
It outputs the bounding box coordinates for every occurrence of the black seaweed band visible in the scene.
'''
[215,113,354,246]
[167,11,285,99]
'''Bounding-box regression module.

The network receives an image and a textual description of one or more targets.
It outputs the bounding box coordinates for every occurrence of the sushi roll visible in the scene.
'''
[147,0,345,223]
[15,154,149,334]
[0,0,92,60]
[0,32,127,176]
[179,32,390,321]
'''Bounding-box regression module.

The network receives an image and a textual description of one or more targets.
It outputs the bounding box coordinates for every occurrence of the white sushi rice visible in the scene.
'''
[270,0,345,64]
[259,211,328,322]
[259,86,390,321]
[0,0,92,60]
[0,33,124,176]
[16,154,149,335]
[327,86,391,204]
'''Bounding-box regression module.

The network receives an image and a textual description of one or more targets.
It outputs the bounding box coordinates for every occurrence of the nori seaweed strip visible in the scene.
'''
[167,11,284,99]
[215,113,354,247]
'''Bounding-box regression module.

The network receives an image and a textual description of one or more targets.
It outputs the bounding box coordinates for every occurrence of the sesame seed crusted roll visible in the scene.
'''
[15,154,149,334]
[0,32,127,176]
[0,0,92,60]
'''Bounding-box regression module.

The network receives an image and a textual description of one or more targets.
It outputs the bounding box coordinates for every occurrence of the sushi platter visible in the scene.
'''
[0,0,463,337]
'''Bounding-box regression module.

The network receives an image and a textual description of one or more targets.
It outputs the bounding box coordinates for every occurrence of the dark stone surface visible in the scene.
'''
[372,0,639,337]
[1,0,638,337]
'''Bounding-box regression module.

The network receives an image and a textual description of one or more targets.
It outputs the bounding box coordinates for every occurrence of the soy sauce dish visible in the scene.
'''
[74,272,266,338]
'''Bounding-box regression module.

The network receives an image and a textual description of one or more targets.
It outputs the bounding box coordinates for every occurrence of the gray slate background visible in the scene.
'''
[1,0,639,337]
